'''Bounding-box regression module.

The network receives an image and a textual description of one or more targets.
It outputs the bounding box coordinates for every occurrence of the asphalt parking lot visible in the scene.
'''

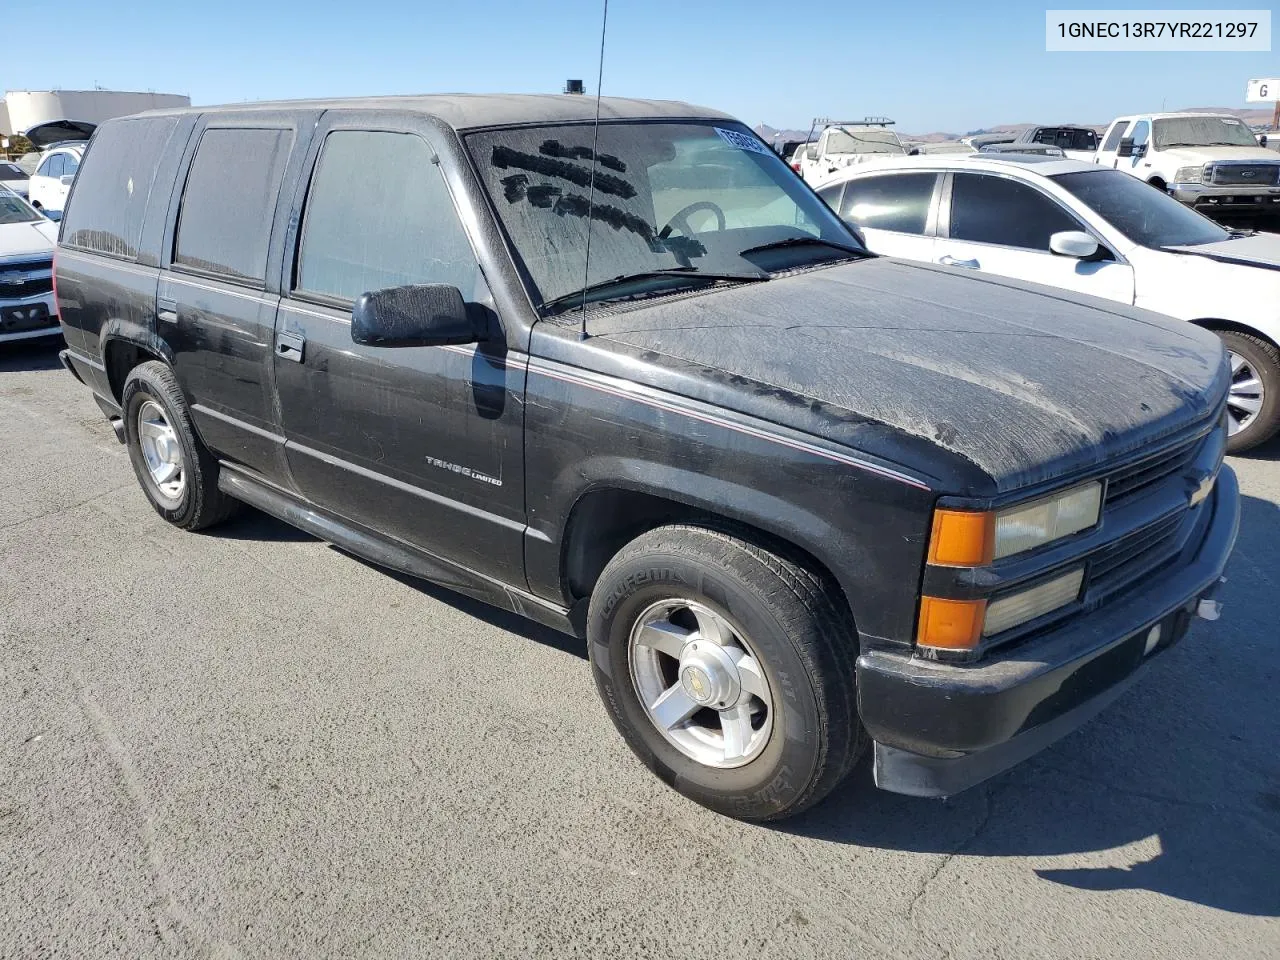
[2,339,1278,960]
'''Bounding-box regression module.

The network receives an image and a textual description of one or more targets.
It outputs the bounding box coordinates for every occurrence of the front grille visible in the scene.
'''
[1087,511,1184,599]
[0,258,53,302]
[1105,435,1200,505]
[1211,163,1280,186]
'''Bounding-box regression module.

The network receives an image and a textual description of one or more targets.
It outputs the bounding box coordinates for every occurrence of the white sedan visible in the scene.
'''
[816,154,1280,451]
[0,185,60,344]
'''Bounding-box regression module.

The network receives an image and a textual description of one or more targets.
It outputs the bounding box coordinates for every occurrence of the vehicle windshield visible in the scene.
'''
[0,162,26,179]
[468,121,858,309]
[826,128,905,155]
[16,153,41,174]
[0,187,41,224]
[1153,116,1259,149]
[1051,169,1230,247]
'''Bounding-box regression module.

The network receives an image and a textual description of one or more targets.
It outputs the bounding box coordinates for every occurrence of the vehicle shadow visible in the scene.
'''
[0,338,64,372]
[204,506,317,543]
[782,491,1280,918]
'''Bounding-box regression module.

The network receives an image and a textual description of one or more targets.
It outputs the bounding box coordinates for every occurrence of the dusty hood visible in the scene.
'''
[0,219,57,259]
[1161,145,1280,166]
[1167,232,1280,269]
[585,259,1227,493]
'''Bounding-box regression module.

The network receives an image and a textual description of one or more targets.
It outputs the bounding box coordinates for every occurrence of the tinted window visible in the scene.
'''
[0,163,24,178]
[840,173,936,234]
[1052,169,1230,247]
[950,174,1082,250]
[38,155,63,178]
[297,130,476,301]
[175,128,292,282]
[1101,121,1128,152]
[816,183,844,208]
[61,117,180,259]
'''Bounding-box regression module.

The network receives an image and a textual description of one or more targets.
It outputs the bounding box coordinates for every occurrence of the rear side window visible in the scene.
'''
[60,117,180,260]
[174,128,292,283]
[949,174,1082,250]
[38,155,63,178]
[295,130,476,301]
[840,173,936,234]
[1101,121,1128,152]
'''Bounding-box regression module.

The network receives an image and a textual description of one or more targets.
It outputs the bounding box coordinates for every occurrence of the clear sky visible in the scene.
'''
[4,0,1276,133]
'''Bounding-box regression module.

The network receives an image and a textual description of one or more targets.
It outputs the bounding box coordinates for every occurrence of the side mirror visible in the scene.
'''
[840,219,868,248]
[350,284,478,348]
[1261,135,1269,147]
[1049,230,1100,260]
[59,174,75,186]
[1116,138,1135,158]
[907,146,921,156]
[804,145,819,161]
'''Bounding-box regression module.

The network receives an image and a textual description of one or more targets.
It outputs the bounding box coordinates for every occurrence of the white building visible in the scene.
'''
[0,89,190,137]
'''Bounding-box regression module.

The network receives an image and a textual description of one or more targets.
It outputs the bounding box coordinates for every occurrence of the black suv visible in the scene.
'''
[55,95,1238,821]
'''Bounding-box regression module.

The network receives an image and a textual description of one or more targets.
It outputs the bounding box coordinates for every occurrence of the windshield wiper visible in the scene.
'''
[738,236,867,258]
[540,267,767,314]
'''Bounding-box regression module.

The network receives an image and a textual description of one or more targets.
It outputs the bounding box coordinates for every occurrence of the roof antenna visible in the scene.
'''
[578,0,609,340]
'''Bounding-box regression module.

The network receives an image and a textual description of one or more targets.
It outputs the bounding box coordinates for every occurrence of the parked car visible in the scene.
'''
[57,96,1237,821]
[979,143,1065,157]
[797,118,908,186]
[1096,112,1280,218]
[0,161,30,198]
[816,153,1280,451]
[24,119,96,216]
[0,185,59,344]
[1012,125,1100,162]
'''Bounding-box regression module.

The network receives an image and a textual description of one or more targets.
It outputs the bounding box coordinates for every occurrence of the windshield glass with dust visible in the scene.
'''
[467,121,854,308]
[1153,117,1259,149]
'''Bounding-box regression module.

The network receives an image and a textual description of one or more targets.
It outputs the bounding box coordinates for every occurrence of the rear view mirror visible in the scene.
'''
[1049,230,1100,260]
[1116,138,1134,157]
[351,284,478,348]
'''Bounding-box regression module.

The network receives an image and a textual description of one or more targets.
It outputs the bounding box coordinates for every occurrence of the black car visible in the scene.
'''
[0,161,30,198]
[55,95,1238,821]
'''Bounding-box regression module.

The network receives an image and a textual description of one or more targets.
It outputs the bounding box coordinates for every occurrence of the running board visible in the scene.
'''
[217,467,583,638]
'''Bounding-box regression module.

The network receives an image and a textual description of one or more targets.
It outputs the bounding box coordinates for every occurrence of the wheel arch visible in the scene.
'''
[1189,317,1280,352]
[100,321,177,403]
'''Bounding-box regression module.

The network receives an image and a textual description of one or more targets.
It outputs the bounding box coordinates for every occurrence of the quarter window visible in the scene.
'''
[296,130,476,301]
[839,173,936,234]
[174,127,293,283]
[949,174,1083,250]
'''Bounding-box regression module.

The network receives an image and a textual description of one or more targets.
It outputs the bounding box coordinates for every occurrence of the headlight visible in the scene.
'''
[983,568,1084,636]
[927,481,1103,566]
[1173,166,1205,183]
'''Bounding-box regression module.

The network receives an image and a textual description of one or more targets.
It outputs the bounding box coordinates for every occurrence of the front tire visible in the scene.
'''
[1218,330,1280,453]
[588,525,865,821]
[122,360,238,530]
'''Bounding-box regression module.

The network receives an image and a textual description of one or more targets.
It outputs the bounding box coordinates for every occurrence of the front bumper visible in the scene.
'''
[0,291,58,343]
[858,465,1239,798]
[1170,182,1280,211]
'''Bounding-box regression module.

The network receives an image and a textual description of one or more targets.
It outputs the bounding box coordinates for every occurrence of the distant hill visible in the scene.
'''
[755,105,1280,146]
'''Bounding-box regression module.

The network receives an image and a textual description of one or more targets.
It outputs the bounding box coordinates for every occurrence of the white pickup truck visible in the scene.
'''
[796,118,909,188]
[1096,112,1280,217]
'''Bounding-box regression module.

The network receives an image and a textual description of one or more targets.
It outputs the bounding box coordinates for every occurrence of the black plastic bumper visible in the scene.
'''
[858,465,1240,798]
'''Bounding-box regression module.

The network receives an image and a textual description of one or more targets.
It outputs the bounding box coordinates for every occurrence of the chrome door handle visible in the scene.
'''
[275,331,305,363]
[938,256,979,269]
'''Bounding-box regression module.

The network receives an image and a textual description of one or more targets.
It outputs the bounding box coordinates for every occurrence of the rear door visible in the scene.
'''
[935,171,1134,303]
[818,171,940,261]
[159,112,320,485]
[271,112,527,583]
[29,153,62,210]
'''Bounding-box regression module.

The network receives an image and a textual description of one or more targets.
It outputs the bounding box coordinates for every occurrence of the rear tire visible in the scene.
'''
[122,360,238,530]
[588,524,865,821]
[1217,330,1280,453]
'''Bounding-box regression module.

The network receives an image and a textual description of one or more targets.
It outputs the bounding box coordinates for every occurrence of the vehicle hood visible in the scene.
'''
[0,219,57,258]
[1160,145,1280,165]
[581,258,1227,494]
[22,119,96,148]
[1166,232,1280,269]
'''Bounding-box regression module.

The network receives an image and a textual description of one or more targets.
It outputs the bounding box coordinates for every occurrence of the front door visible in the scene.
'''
[935,172,1135,305]
[272,116,527,584]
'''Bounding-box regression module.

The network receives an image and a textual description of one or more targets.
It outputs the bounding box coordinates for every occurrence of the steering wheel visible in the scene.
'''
[660,201,727,238]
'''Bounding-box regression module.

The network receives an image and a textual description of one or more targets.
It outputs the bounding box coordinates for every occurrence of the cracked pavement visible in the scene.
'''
[2,340,1278,959]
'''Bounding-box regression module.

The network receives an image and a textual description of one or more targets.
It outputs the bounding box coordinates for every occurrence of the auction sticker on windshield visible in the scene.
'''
[715,128,771,155]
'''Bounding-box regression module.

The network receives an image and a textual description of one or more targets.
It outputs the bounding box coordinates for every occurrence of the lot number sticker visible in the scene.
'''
[715,127,771,155]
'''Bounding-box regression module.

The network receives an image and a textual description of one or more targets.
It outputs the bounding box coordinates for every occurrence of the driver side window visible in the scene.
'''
[1130,120,1151,148]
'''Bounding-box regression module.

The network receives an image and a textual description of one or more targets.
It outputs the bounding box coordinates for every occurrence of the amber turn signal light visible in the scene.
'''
[917,596,987,651]
[928,508,995,566]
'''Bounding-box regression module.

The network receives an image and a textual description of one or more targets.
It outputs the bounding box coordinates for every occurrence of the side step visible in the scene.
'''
[217,467,583,638]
